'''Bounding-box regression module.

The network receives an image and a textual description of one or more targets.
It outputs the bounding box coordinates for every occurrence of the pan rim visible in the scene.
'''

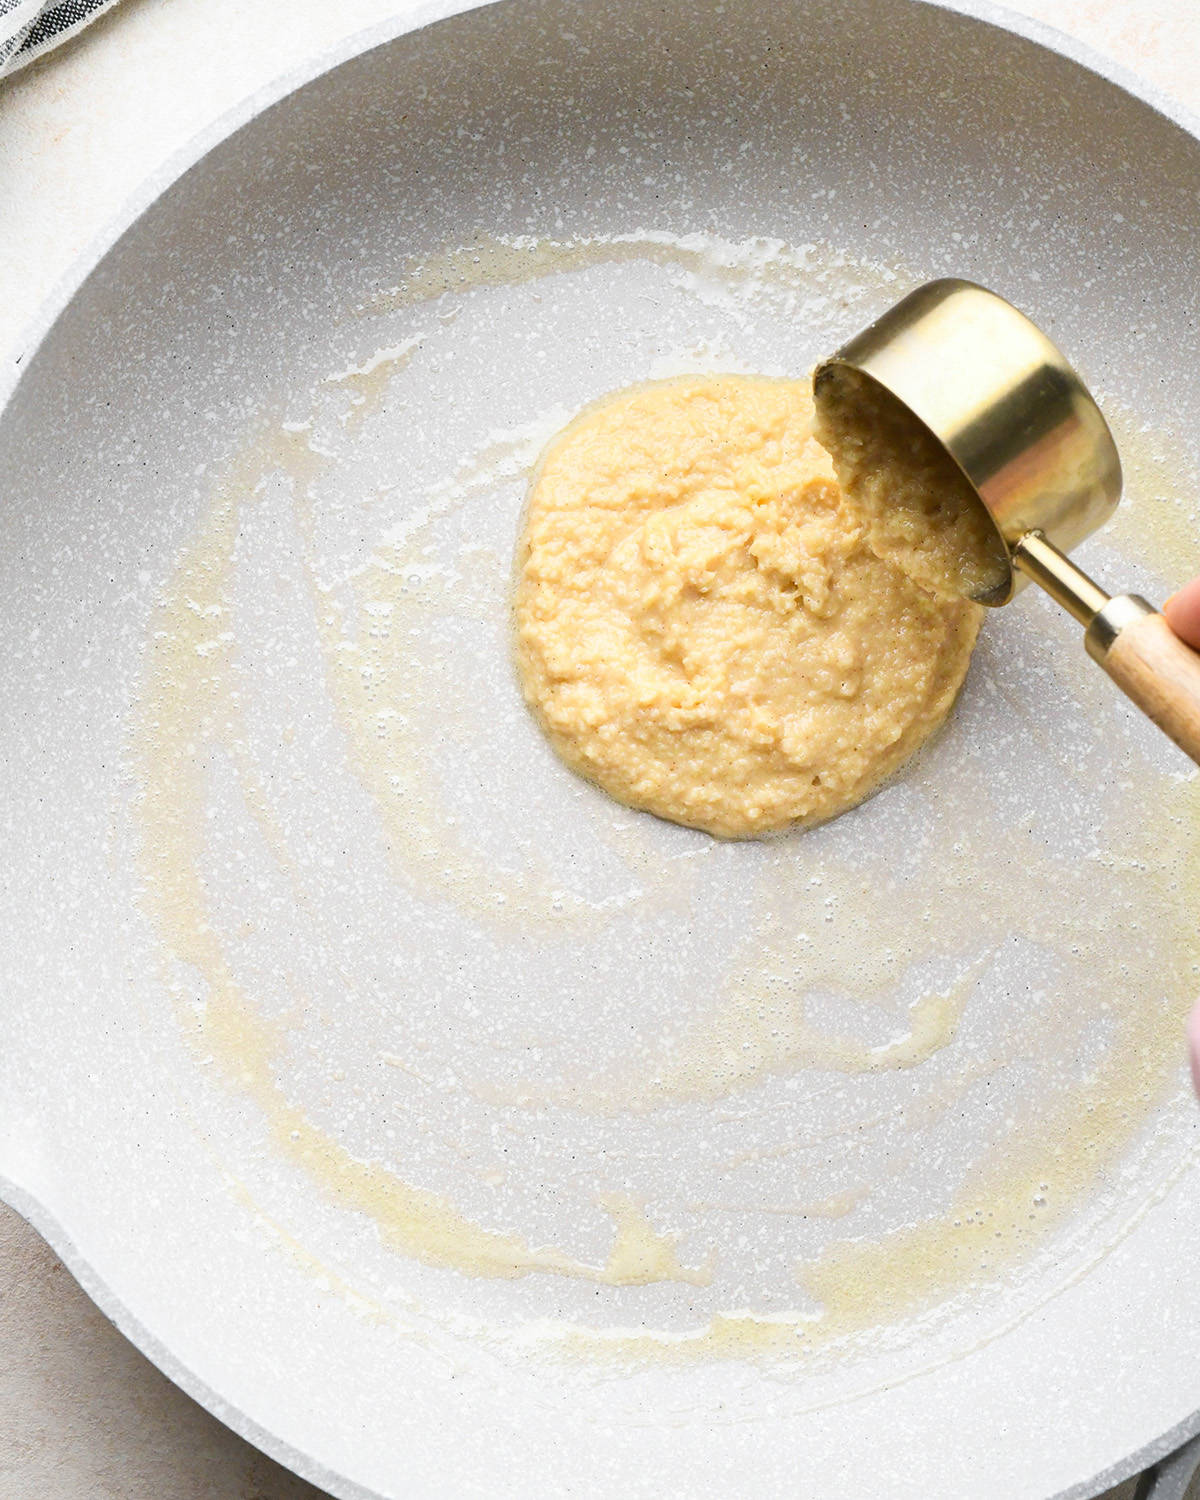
[3,2,1199,1496]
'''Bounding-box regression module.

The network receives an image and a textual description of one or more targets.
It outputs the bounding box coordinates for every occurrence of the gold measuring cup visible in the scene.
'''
[814,278,1200,765]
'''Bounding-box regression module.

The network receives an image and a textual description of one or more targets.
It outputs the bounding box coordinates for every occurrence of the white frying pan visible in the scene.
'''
[3,2,1200,1496]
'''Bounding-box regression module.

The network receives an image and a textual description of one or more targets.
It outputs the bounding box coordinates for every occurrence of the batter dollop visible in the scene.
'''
[514,376,980,837]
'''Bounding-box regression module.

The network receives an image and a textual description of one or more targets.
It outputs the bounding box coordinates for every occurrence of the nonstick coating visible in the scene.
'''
[2,2,1200,1497]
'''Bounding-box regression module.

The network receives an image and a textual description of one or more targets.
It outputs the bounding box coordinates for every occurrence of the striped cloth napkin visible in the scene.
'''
[1,0,119,78]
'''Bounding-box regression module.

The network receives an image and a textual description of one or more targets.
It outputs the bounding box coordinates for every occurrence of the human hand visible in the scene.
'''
[1162,578,1200,1097]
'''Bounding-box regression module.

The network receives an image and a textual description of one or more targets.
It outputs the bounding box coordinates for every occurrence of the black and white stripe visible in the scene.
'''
[1,0,120,79]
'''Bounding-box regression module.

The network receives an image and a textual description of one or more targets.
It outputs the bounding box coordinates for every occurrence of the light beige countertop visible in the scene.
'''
[1,2,1198,1495]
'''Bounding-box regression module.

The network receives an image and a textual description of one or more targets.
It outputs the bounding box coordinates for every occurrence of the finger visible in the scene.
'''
[1162,576,1200,650]
[1189,997,1200,1099]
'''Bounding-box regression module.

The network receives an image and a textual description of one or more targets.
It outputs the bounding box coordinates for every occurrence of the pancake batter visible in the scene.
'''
[514,376,981,837]
[814,364,1009,602]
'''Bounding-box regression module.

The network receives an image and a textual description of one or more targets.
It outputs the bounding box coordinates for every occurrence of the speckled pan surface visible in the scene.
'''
[2,1,1200,1496]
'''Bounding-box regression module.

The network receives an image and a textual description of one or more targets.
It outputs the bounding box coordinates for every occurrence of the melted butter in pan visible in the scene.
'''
[131,233,1200,1364]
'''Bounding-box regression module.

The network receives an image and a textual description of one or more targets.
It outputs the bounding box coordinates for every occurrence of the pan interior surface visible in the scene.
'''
[2,2,1200,1497]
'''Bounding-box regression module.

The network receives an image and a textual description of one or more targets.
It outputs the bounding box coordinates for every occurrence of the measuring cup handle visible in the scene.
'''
[1085,597,1200,765]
